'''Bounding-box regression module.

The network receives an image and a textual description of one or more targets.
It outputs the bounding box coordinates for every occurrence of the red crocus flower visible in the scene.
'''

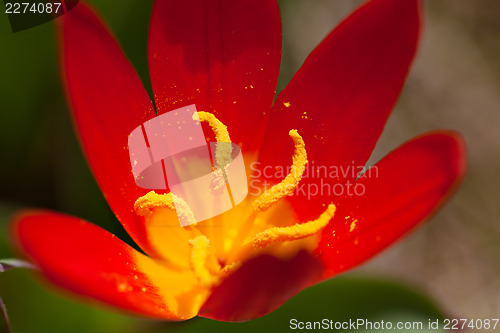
[11,0,466,323]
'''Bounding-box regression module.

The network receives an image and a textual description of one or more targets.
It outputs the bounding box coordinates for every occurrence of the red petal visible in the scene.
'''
[148,0,281,152]
[60,4,158,255]
[199,251,323,322]
[316,131,466,278]
[11,211,187,319]
[257,0,421,219]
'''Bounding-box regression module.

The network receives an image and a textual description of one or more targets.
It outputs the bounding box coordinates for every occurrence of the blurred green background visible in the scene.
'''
[1,0,499,332]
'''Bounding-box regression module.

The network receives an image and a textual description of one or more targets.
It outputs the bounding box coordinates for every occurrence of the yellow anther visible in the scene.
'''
[134,191,196,226]
[195,111,232,187]
[188,235,219,287]
[195,111,230,143]
[209,167,229,193]
[252,204,336,248]
[253,130,307,211]
[195,111,232,168]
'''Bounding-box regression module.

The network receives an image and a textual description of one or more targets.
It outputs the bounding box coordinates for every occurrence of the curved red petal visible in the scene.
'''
[199,251,323,322]
[11,210,185,319]
[258,0,422,219]
[60,4,158,255]
[148,0,281,152]
[316,131,466,278]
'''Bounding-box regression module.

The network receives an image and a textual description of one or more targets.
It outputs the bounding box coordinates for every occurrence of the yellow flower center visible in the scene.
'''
[132,111,335,318]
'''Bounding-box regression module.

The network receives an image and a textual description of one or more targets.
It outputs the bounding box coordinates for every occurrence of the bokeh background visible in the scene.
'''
[1,0,499,332]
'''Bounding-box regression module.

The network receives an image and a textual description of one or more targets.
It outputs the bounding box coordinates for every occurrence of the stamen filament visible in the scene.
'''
[188,235,219,287]
[253,130,307,211]
[252,204,336,248]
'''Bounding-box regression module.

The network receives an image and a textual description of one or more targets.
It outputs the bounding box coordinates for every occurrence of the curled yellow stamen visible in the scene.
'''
[188,235,219,287]
[134,191,196,226]
[195,111,231,143]
[195,111,232,168]
[252,204,336,248]
[195,111,232,190]
[253,129,307,211]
